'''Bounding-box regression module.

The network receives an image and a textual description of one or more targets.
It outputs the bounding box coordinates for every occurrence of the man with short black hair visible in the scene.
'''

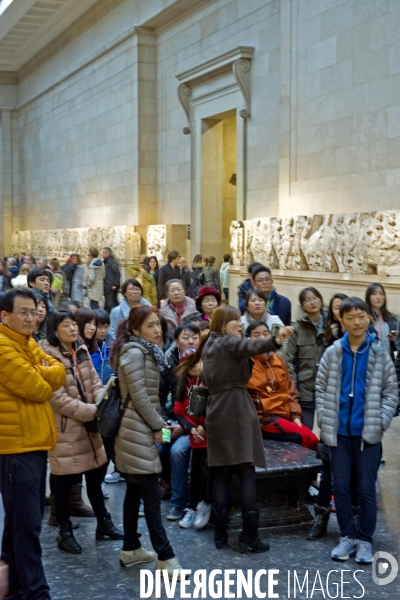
[316,297,398,565]
[27,267,55,313]
[0,288,65,599]
[248,265,291,325]
[102,247,121,313]
[157,250,180,302]
[237,262,263,310]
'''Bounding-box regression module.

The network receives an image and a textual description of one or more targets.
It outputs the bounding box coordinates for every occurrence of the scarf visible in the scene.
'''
[170,302,186,325]
[245,309,270,325]
[265,287,277,313]
[131,335,165,371]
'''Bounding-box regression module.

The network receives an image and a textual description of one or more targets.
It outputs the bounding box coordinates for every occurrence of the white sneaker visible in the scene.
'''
[179,508,196,528]
[355,540,373,564]
[104,471,124,484]
[331,536,357,561]
[156,557,182,580]
[101,483,110,499]
[193,502,212,529]
[120,547,156,568]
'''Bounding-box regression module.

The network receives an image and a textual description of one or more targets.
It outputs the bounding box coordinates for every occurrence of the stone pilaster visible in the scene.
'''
[0,110,13,256]
[132,28,158,226]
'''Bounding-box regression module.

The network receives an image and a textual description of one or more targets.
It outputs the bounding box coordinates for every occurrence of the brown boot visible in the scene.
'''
[48,494,79,529]
[69,484,95,518]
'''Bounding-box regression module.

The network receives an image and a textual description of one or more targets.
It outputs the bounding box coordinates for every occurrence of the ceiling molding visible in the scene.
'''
[18,0,128,80]
[0,70,17,85]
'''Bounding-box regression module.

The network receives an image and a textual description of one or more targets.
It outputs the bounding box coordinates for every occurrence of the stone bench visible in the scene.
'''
[229,440,322,530]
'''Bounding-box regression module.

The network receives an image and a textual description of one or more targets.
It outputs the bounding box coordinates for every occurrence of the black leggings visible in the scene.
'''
[213,463,257,517]
[123,474,174,561]
[188,448,212,509]
[53,466,107,526]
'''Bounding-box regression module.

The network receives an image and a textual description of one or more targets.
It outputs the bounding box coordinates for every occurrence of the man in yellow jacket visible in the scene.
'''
[0,288,65,600]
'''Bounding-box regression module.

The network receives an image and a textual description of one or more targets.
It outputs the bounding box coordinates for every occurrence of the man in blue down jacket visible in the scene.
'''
[316,297,398,566]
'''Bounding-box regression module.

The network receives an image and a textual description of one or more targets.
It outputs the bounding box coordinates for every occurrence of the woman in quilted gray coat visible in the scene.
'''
[111,305,182,579]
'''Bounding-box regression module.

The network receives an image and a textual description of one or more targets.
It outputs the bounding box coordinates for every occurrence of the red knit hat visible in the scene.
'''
[195,286,221,311]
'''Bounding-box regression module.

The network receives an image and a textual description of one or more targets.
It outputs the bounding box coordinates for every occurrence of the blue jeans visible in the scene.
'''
[329,435,381,543]
[158,434,191,509]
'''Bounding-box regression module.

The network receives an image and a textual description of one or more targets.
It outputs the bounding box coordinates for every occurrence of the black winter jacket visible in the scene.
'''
[103,256,121,290]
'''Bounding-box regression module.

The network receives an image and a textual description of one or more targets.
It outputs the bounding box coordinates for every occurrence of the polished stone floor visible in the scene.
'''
[1,419,400,599]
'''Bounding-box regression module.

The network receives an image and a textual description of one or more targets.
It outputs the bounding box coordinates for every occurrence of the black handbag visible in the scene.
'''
[187,377,209,418]
[97,377,130,438]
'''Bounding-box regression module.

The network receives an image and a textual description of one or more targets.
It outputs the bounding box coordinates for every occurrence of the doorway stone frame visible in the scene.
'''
[176,46,254,257]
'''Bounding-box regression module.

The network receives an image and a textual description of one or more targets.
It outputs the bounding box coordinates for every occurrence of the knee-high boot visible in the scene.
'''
[238,510,270,553]
[213,508,229,549]
[69,484,95,517]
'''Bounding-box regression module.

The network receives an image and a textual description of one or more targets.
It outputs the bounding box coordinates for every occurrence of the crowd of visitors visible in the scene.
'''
[0,246,399,599]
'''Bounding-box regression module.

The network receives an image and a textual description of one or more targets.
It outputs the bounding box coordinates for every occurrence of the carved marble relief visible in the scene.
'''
[11,226,142,262]
[230,211,400,275]
[147,225,167,262]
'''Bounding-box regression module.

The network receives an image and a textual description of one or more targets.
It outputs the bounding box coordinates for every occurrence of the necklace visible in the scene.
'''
[263,354,277,393]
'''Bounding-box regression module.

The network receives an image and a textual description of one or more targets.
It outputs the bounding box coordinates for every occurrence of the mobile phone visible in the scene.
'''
[162,427,172,443]
[271,323,282,337]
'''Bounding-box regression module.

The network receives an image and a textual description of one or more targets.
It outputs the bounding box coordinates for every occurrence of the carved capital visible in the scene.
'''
[232,58,251,118]
[177,83,192,134]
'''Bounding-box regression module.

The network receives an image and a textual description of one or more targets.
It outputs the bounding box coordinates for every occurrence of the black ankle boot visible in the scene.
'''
[306,504,331,541]
[96,512,124,540]
[58,522,82,554]
[239,510,270,553]
[213,508,229,549]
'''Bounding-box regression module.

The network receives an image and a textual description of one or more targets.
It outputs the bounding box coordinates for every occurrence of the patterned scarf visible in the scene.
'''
[245,309,270,325]
[170,302,186,325]
[131,335,165,371]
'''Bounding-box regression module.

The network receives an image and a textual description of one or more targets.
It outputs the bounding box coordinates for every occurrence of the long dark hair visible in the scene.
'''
[75,308,98,354]
[110,305,158,361]
[365,283,392,321]
[145,256,159,274]
[46,310,76,347]
[324,293,348,345]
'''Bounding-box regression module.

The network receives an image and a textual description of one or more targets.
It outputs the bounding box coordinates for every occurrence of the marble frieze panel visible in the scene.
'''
[11,226,142,262]
[230,211,400,275]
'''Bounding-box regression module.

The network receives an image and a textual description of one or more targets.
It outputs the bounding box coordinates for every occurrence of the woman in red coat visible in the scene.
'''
[174,347,212,530]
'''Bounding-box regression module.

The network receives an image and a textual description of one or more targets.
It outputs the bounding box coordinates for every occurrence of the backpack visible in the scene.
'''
[97,376,130,438]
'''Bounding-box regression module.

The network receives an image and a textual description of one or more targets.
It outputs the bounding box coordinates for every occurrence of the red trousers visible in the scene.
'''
[261,417,319,452]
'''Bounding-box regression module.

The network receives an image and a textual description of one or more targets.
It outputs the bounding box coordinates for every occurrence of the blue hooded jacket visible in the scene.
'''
[338,332,373,437]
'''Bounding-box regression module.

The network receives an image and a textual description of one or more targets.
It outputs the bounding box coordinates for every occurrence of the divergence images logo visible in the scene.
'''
[372,552,399,586]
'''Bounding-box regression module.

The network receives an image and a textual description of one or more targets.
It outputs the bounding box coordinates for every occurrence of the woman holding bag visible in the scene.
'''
[40,310,123,554]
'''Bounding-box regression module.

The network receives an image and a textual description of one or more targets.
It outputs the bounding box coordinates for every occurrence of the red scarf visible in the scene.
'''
[171,302,186,325]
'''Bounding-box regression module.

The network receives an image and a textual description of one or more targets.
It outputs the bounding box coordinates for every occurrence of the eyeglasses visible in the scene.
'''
[302,297,320,305]
[13,311,38,318]
[254,278,272,284]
